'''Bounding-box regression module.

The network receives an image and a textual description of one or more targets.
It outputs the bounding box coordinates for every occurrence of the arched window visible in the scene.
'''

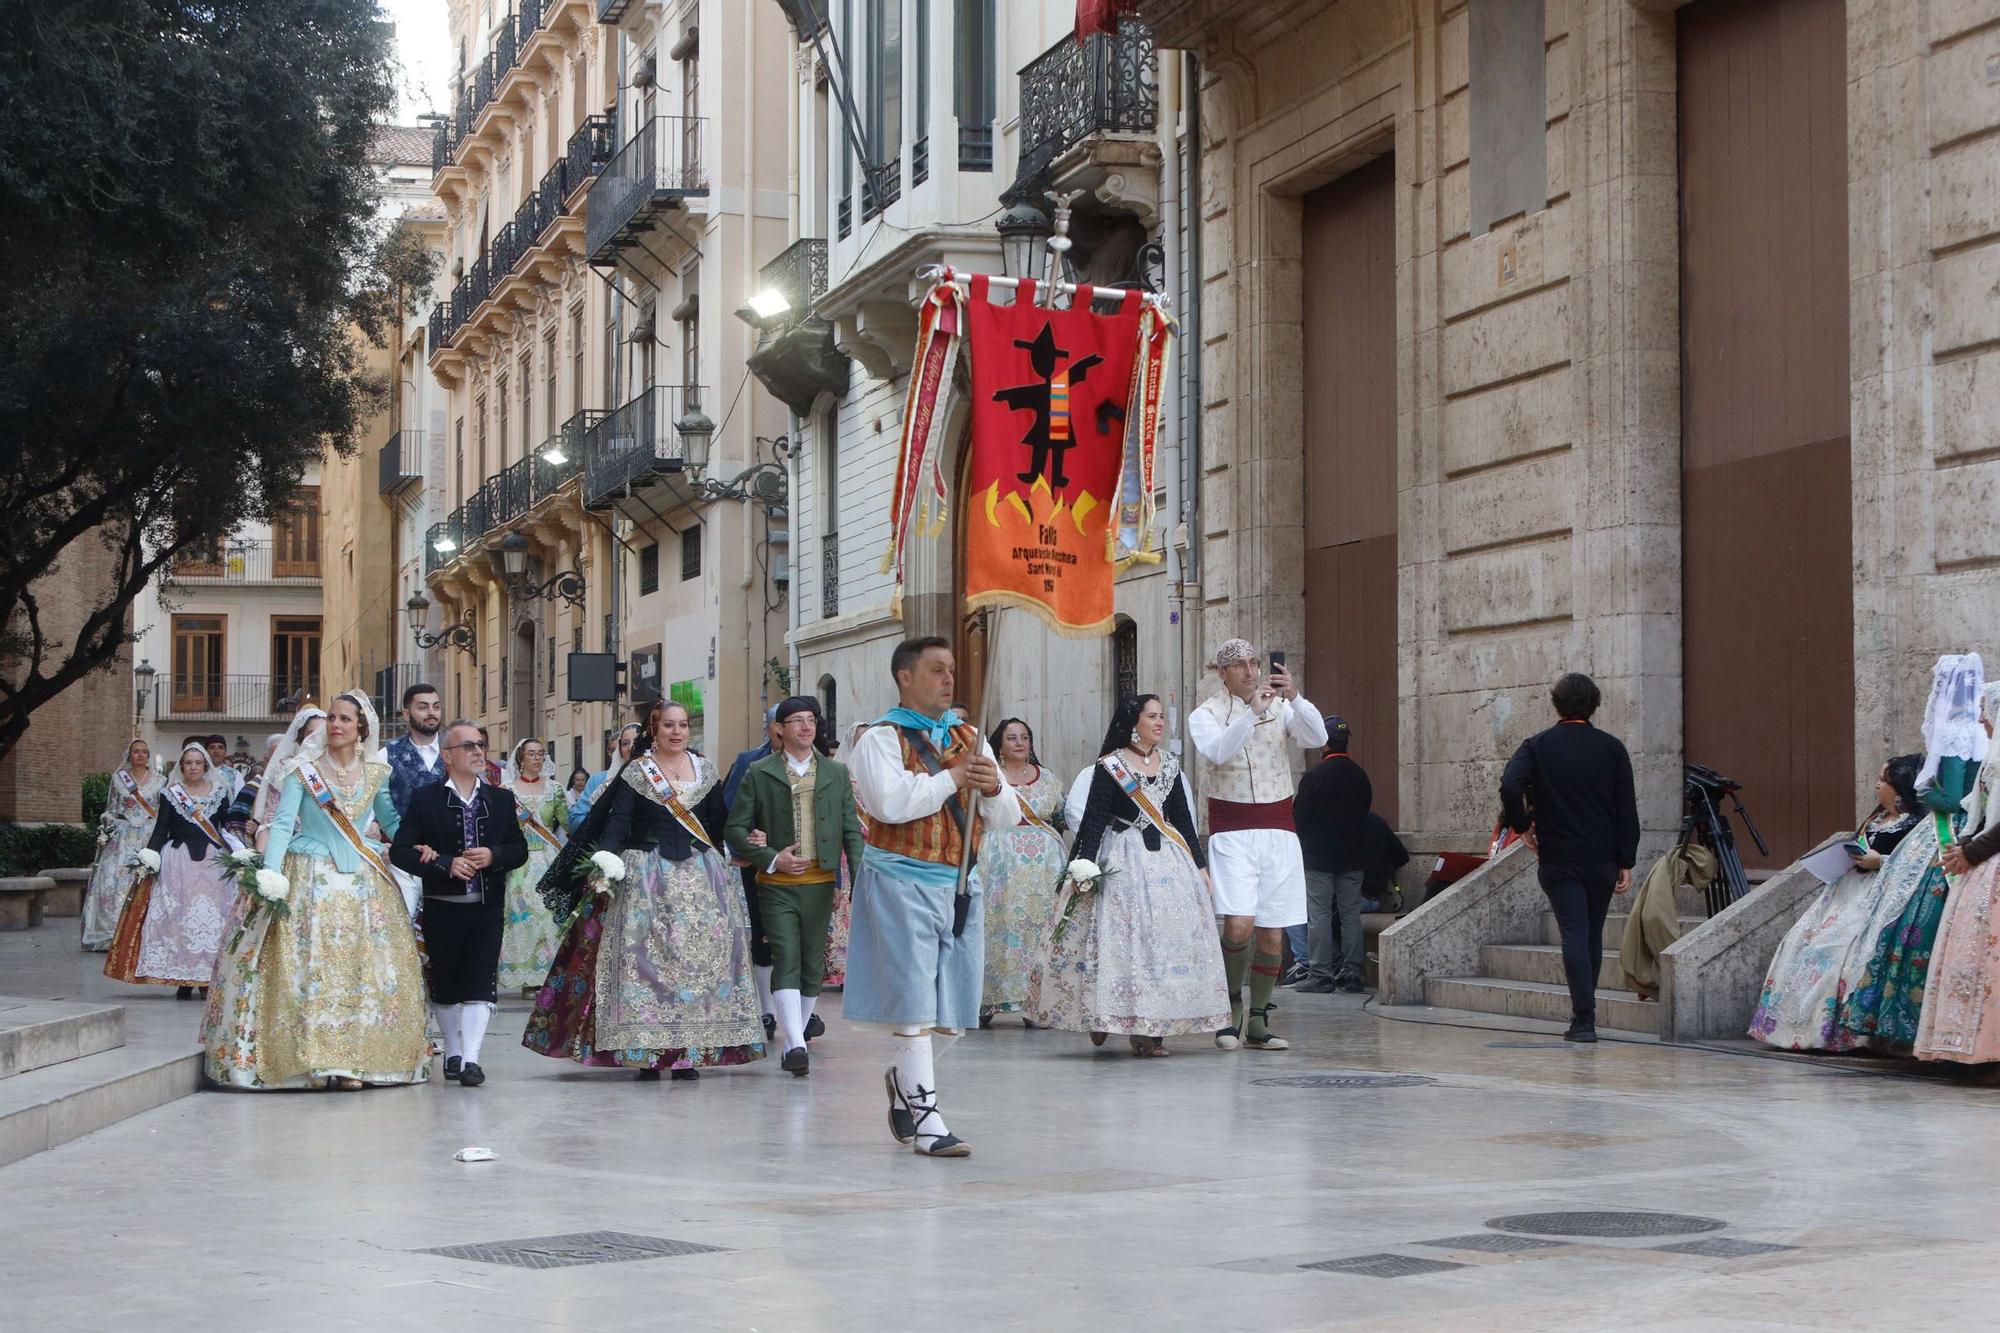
[818,674,838,740]
[1111,618,1138,704]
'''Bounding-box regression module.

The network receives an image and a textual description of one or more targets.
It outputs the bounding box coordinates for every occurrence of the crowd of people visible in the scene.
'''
[1751,658,2000,1069]
[77,633,1395,1156]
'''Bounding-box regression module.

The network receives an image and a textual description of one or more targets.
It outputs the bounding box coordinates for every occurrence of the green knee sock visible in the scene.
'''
[1247,950,1283,1040]
[1220,933,1250,1030]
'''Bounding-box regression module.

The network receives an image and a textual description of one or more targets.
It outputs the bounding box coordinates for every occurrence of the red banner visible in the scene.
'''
[964,276,1141,636]
[1075,0,1141,40]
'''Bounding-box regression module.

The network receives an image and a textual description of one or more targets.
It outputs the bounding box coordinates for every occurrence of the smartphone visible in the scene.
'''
[1843,842,1866,859]
[1268,650,1287,671]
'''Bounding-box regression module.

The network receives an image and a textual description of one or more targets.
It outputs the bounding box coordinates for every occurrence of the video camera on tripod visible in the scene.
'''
[1682,763,1769,915]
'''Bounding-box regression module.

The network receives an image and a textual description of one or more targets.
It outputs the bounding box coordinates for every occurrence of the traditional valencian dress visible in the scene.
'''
[105,772,237,987]
[1915,691,2000,1063]
[1748,809,1921,1051]
[200,760,430,1089]
[523,753,764,1071]
[498,776,567,993]
[979,765,1069,1018]
[1029,752,1231,1040]
[82,766,164,951]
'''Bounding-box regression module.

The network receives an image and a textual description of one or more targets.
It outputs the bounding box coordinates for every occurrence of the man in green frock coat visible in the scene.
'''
[725,695,867,1077]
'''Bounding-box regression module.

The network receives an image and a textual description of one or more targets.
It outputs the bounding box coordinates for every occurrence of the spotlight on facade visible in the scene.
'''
[432,531,458,554]
[747,287,791,320]
[541,440,568,466]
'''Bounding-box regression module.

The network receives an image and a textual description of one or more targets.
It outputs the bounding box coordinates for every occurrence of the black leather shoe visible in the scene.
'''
[803,1013,825,1042]
[175,986,195,1001]
[782,1045,810,1077]
[670,1068,699,1081]
[884,1068,916,1144]
[1564,1021,1599,1043]
[636,1068,661,1081]
[458,1061,486,1087]
[762,1012,777,1042]
[443,1056,463,1081]
[1335,975,1367,994]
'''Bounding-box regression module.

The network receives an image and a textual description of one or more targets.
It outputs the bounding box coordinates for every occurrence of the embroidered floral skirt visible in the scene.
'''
[200,854,431,1089]
[522,847,765,1070]
[1914,856,2000,1062]
[498,834,564,993]
[81,823,149,951]
[822,869,852,989]
[1028,826,1231,1039]
[104,845,233,986]
[1837,862,1951,1049]
[979,822,1067,1014]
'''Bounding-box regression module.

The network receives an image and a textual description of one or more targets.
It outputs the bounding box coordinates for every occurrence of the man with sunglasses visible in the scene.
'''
[391,721,529,1088]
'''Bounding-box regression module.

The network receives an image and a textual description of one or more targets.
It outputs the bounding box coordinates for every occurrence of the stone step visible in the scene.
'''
[1423,974,1661,1034]
[1481,943,1625,991]
[0,1034,203,1170]
[1541,911,1706,948]
[0,999,125,1080]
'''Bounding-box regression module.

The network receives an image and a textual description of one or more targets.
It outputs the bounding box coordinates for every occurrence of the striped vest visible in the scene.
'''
[862,724,985,868]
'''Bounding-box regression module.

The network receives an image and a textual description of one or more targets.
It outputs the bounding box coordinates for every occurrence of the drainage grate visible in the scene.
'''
[1416,1234,1573,1254]
[417,1231,728,1270]
[1251,1073,1439,1090]
[1651,1238,1796,1259]
[1487,1211,1726,1239]
[1298,1253,1470,1279]
[1486,1041,1572,1049]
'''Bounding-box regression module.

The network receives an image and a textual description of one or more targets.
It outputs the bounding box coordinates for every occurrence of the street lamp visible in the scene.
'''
[679,434,794,508]
[134,658,156,720]
[997,200,1054,281]
[494,533,587,608]
[675,405,717,477]
[406,591,476,654]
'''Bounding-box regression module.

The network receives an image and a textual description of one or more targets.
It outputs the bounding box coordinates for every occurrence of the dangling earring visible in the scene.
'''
[1129,730,1142,749]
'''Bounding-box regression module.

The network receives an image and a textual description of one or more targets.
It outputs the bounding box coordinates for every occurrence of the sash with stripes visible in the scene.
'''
[1014,772,1063,839]
[1098,754,1195,863]
[634,757,714,849]
[294,761,402,889]
[513,793,562,848]
[115,768,157,819]
[164,783,244,855]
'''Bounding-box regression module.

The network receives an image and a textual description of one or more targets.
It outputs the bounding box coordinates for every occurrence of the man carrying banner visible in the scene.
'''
[1188,638,1329,1051]
[845,636,1018,1157]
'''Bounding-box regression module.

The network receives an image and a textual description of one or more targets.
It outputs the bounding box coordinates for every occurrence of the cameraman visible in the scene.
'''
[1499,673,1639,1043]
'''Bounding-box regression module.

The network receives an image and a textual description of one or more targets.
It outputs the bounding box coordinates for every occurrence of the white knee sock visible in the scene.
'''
[889,1029,949,1145]
[433,1003,463,1062]
[930,1027,961,1061]
[754,963,774,1017]
[460,1001,493,1065]
[773,988,804,1051]
[801,993,818,1027]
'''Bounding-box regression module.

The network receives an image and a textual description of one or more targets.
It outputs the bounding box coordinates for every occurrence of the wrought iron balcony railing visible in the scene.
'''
[158,674,318,722]
[378,429,423,497]
[912,136,929,186]
[861,161,902,220]
[566,113,617,194]
[586,116,710,263]
[582,385,703,509]
[757,239,828,333]
[959,124,993,172]
[1010,21,1158,196]
[167,540,320,585]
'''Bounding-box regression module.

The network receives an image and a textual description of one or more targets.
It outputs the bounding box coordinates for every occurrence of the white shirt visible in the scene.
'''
[1188,690,1328,806]
[849,725,1020,831]
[369,737,440,771]
[784,750,815,777]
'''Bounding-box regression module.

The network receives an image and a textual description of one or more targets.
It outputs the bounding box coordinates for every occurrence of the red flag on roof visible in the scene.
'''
[1076,0,1140,41]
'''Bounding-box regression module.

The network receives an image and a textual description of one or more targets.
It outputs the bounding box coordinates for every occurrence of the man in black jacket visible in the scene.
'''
[390,720,529,1086]
[1500,673,1640,1043]
[1292,719,1372,993]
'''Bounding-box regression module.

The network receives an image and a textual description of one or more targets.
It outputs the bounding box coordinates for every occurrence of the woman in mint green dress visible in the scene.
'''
[500,737,567,993]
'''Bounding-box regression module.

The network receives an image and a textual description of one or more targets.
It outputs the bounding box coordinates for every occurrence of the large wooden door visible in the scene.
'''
[1302,155,1399,823]
[1679,0,1850,867]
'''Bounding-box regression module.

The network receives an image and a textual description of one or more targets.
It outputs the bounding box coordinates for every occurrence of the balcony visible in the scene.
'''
[959,124,993,173]
[378,429,423,498]
[431,115,612,355]
[582,385,703,516]
[1007,21,1161,223]
[586,116,710,269]
[746,239,849,414]
[597,0,634,21]
[166,541,319,587]
[423,410,598,579]
[157,673,317,723]
[432,4,552,183]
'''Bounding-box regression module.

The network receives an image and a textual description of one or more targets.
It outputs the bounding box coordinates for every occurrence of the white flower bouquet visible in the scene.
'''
[587,849,628,897]
[1049,858,1118,945]
[131,848,162,873]
[226,853,292,952]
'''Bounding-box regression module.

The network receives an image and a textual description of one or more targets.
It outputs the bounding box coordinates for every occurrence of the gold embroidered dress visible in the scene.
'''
[200,762,430,1089]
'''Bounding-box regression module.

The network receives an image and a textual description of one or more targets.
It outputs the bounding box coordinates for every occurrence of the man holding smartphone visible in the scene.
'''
[1189,638,1330,1051]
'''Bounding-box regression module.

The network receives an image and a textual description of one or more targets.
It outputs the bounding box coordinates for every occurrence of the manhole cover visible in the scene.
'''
[1416,1234,1572,1254]
[1251,1073,1439,1090]
[417,1231,728,1270]
[1298,1253,1470,1278]
[1651,1238,1795,1259]
[1486,1211,1726,1239]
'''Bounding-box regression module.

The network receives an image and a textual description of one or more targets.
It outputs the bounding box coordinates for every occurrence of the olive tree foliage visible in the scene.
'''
[0,0,433,759]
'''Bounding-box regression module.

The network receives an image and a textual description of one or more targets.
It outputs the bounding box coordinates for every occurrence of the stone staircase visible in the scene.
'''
[0,921,207,1170]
